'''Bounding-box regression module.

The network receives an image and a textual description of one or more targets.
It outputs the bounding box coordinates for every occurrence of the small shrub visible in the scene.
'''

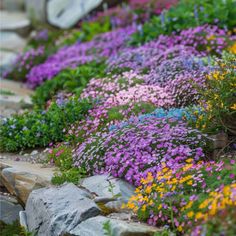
[0,98,92,152]
[32,62,106,108]
[130,0,236,45]
[197,52,236,134]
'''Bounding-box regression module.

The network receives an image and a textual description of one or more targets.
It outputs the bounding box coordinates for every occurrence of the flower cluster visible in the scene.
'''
[126,159,236,233]
[3,47,46,81]
[81,71,144,100]
[108,25,231,72]
[73,117,206,186]
[27,26,136,87]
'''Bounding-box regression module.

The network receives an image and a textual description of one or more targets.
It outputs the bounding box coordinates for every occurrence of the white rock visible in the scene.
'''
[47,0,102,29]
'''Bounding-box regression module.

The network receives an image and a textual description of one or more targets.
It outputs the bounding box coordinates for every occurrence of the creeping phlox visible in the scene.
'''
[126,159,236,233]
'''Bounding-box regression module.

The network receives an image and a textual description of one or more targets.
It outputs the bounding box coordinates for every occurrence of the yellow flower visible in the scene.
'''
[228,42,236,54]
[195,212,203,220]
[186,158,194,163]
[141,205,147,212]
[177,226,183,232]
[187,180,193,185]
[230,103,236,110]
[187,211,194,218]
[145,186,152,194]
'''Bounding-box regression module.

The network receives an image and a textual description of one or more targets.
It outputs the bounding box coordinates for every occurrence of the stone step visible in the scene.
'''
[0,79,33,96]
[1,0,25,12]
[0,50,17,73]
[0,11,31,37]
[0,32,27,53]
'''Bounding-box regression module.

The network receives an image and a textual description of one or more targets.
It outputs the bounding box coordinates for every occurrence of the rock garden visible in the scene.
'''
[0,0,236,235]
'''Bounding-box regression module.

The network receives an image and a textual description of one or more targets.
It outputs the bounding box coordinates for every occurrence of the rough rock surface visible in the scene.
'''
[69,215,160,236]
[0,160,54,204]
[81,174,135,202]
[47,0,102,29]
[25,0,47,23]
[0,195,23,224]
[1,0,25,12]
[25,183,100,236]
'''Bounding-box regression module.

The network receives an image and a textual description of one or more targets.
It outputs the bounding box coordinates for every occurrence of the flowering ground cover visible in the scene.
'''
[1,0,236,235]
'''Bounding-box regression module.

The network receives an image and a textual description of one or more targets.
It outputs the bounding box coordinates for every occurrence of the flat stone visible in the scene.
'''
[81,174,135,203]
[2,0,25,12]
[47,0,102,29]
[0,11,30,36]
[0,32,26,53]
[0,50,17,73]
[69,215,160,236]
[0,159,55,204]
[0,194,23,224]
[25,183,100,236]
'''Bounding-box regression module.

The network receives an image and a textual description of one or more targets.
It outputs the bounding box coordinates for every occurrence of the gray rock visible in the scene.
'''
[0,195,23,224]
[0,160,54,204]
[47,0,102,29]
[30,150,39,156]
[0,11,30,36]
[2,0,25,11]
[0,50,17,73]
[69,215,159,236]
[25,183,100,236]
[81,175,135,203]
[25,0,47,23]
[0,32,26,53]
[19,211,28,230]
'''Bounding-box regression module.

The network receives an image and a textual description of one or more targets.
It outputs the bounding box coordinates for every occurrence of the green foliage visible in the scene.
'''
[51,167,86,185]
[0,89,15,96]
[48,145,86,185]
[32,62,106,108]
[197,52,236,134]
[62,18,111,45]
[0,98,92,152]
[0,220,34,236]
[102,220,113,236]
[130,0,236,45]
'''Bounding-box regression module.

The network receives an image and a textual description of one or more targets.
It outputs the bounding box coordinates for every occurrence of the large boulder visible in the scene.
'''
[25,183,101,236]
[69,215,160,236]
[47,0,102,29]
[0,160,54,204]
[0,195,23,224]
[81,174,135,203]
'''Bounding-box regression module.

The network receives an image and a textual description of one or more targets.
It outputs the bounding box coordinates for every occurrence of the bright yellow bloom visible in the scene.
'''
[195,212,203,220]
[187,211,194,218]
[228,42,236,54]
[177,226,183,232]
[230,103,236,110]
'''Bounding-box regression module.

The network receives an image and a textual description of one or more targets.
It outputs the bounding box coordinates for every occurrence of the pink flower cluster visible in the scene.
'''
[105,85,174,108]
